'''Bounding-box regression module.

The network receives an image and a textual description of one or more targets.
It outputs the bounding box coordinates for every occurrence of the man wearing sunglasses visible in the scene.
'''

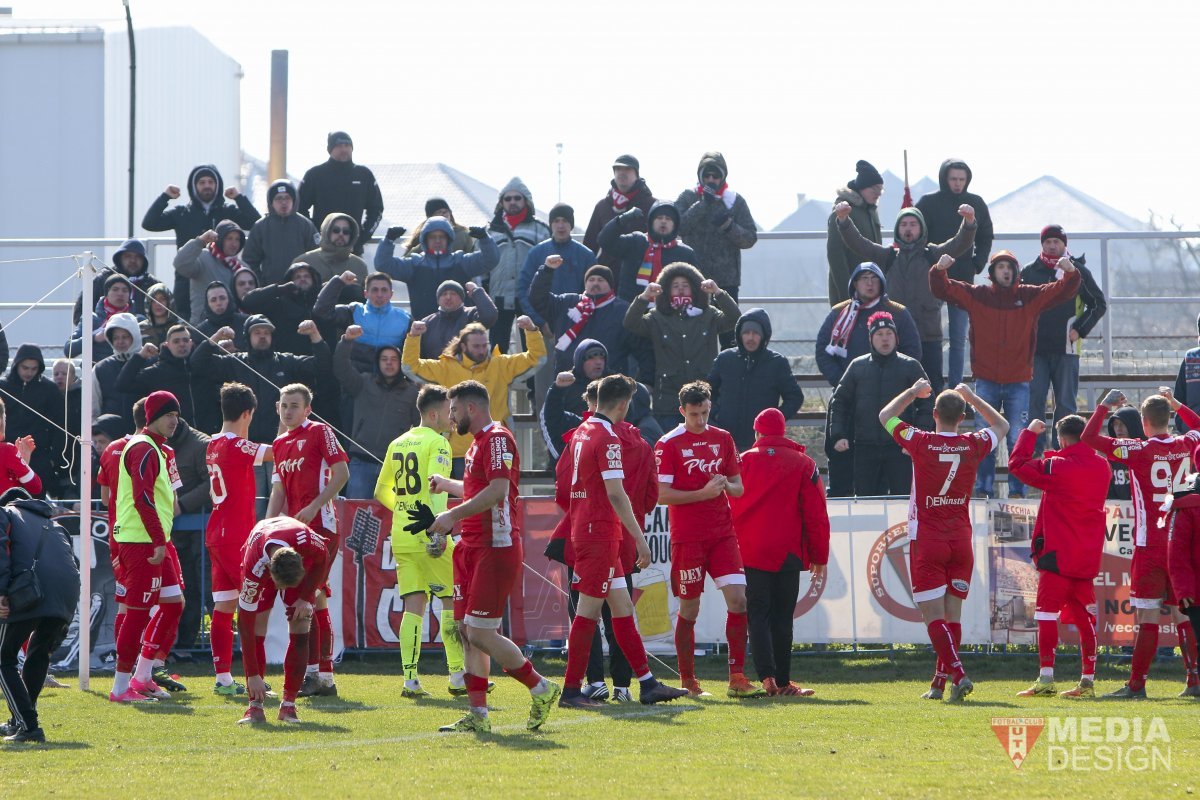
[487,179,550,355]
[293,213,370,291]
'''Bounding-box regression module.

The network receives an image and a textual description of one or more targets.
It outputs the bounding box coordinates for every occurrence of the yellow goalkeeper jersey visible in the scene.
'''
[375,426,452,553]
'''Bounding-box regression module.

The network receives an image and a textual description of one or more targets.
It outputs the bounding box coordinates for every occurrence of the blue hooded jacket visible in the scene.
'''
[375,216,499,319]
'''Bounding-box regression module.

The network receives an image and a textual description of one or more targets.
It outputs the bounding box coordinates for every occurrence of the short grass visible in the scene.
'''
[5,652,1197,799]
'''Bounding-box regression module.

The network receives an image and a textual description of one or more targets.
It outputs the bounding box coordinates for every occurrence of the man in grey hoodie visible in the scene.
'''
[91,313,143,434]
[488,178,550,353]
[242,180,320,285]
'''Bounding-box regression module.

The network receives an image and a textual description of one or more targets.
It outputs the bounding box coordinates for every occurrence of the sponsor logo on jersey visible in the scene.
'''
[606,443,621,461]
[683,457,723,474]
[277,456,306,475]
[682,449,694,457]
[900,427,916,441]
[951,578,970,593]
[710,444,720,456]
[927,495,968,508]
[570,490,587,499]
[297,440,305,451]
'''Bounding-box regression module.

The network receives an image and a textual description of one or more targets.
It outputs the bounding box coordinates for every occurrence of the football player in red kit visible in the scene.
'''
[266,384,349,698]
[557,375,688,708]
[1009,415,1111,698]
[880,380,1009,702]
[655,381,762,699]
[96,399,147,649]
[1082,387,1200,698]
[234,516,329,724]
[205,383,273,696]
[424,380,560,733]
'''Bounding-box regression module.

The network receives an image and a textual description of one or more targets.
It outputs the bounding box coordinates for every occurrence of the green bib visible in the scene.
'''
[114,433,175,544]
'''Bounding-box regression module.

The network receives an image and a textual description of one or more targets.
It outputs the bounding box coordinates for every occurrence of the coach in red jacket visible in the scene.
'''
[1008,414,1110,699]
[931,250,1080,499]
[729,408,830,697]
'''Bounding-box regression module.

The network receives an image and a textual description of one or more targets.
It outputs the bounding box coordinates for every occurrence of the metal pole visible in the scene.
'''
[79,253,94,691]
[123,1,136,238]
[555,143,563,204]
[1100,237,1113,373]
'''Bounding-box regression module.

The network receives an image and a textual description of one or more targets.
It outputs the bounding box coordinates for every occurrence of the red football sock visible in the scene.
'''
[675,617,696,681]
[948,621,962,651]
[1177,620,1199,686]
[726,611,748,677]
[564,616,597,689]
[116,607,151,673]
[611,615,649,678]
[113,611,126,644]
[283,632,309,702]
[255,635,267,676]
[465,672,490,709]
[315,608,334,673]
[927,620,965,683]
[210,610,234,675]
[141,602,182,661]
[1037,619,1058,669]
[1128,622,1159,691]
[1077,609,1098,678]
[307,616,320,667]
[931,661,948,691]
[505,658,544,690]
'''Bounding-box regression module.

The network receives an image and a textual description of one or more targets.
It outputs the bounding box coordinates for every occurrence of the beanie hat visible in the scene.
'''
[849,159,884,192]
[740,319,765,338]
[437,280,466,302]
[268,180,297,204]
[94,413,126,441]
[548,203,575,226]
[424,197,450,218]
[612,154,640,173]
[867,311,898,338]
[104,273,133,293]
[327,131,353,152]
[753,407,787,437]
[243,314,276,336]
[583,264,614,291]
[1040,224,1067,244]
[145,390,180,425]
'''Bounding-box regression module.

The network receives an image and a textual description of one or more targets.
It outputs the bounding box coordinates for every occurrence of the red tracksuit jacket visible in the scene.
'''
[1008,428,1111,579]
[729,435,830,571]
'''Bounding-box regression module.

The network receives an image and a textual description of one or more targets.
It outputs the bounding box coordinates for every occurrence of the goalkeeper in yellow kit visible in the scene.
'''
[375,384,468,698]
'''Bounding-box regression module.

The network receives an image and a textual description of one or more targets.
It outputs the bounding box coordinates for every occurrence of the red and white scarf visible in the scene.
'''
[610,184,640,212]
[696,182,738,210]
[556,292,615,351]
[670,295,703,318]
[824,297,879,358]
[208,241,246,273]
[1039,251,1070,271]
[637,239,677,286]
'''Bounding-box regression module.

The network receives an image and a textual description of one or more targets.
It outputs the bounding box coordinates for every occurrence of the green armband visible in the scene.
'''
[884,417,903,435]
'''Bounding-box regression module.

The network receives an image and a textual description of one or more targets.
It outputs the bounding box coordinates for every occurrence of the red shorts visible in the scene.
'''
[453,542,522,628]
[670,535,745,599]
[118,542,184,607]
[210,545,245,601]
[1130,545,1174,608]
[1035,571,1097,623]
[246,582,304,616]
[571,539,621,598]
[909,536,973,602]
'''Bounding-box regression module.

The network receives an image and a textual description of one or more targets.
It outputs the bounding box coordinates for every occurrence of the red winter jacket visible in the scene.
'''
[930,267,1079,384]
[1008,429,1111,579]
[729,435,829,571]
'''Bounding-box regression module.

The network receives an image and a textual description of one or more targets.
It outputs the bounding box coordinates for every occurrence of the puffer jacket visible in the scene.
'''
[826,186,882,305]
[528,261,632,373]
[623,262,740,411]
[675,152,758,288]
[243,194,320,285]
[0,498,80,624]
[376,217,499,319]
[598,201,699,302]
[487,177,550,305]
[115,347,198,429]
[828,348,933,446]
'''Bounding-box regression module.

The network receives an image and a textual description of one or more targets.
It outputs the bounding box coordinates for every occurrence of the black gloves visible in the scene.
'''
[386,226,406,242]
[619,207,645,229]
[489,211,508,233]
[468,226,488,240]
[710,207,730,228]
[403,500,436,536]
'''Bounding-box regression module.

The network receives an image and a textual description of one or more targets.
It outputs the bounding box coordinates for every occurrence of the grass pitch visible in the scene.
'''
[4,652,1196,798]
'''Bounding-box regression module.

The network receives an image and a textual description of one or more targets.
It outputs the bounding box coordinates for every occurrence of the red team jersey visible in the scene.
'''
[891,421,997,541]
[460,423,520,548]
[567,417,625,543]
[206,433,268,548]
[238,517,329,611]
[0,442,40,496]
[272,420,348,533]
[654,425,741,542]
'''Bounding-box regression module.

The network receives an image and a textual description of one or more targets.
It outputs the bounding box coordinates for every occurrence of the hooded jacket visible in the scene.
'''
[675,153,758,288]
[72,239,161,325]
[174,220,250,325]
[141,164,262,320]
[297,157,384,253]
[838,208,977,341]
[930,261,1081,384]
[729,435,830,572]
[333,338,421,461]
[1020,255,1106,356]
[137,283,175,348]
[707,309,805,450]
[915,159,995,281]
[91,313,144,433]
[403,218,475,257]
[517,235,596,325]
[584,176,657,268]
[1175,343,1200,434]
[538,338,661,463]
[0,346,66,494]
[623,262,741,411]
[827,186,883,305]
[598,200,699,302]
[293,212,370,285]
[487,178,550,305]
[828,344,933,446]
[192,283,249,352]
[1105,406,1145,500]
[65,282,145,363]
[529,259,632,373]
[401,323,546,457]
[115,344,198,429]
[376,216,500,319]
[418,284,499,359]
[243,186,321,285]
[239,262,324,356]
[815,263,923,385]
[0,498,80,624]
[168,419,212,514]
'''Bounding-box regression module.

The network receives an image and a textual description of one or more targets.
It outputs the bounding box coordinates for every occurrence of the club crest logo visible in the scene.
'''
[991,717,1045,768]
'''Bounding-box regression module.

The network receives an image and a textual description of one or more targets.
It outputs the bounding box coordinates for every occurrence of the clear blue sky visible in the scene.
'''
[20,0,1200,229]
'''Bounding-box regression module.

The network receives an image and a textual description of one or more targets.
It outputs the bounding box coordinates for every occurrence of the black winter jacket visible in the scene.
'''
[0,346,66,494]
[1020,256,1106,356]
[828,349,933,446]
[915,159,995,281]
[297,159,384,253]
[0,499,80,624]
[115,349,200,430]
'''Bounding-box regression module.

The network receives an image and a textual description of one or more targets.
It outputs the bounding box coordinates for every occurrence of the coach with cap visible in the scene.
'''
[298,131,384,255]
